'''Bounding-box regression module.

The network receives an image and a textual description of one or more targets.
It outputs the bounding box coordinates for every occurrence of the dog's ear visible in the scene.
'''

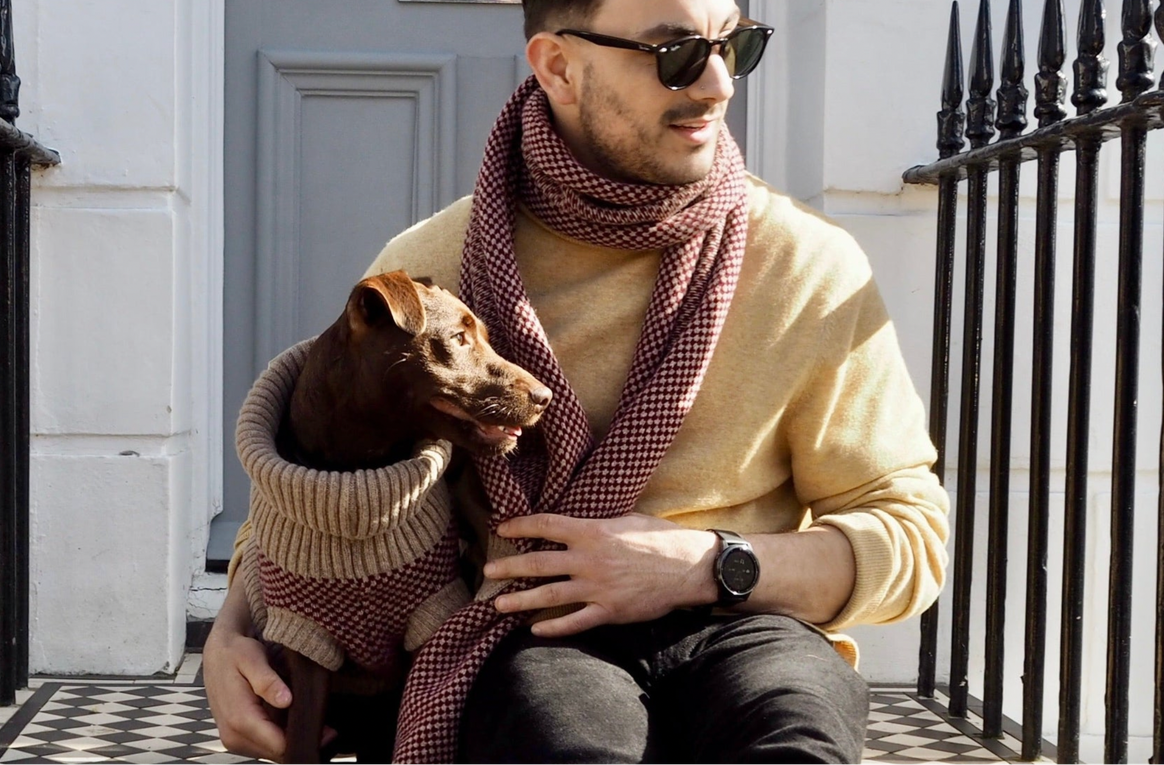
[350,271,427,336]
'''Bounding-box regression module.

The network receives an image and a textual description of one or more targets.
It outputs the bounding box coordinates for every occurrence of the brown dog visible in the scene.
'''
[267,270,550,762]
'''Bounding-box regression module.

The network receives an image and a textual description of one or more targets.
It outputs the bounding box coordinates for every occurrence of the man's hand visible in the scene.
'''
[483,513,859,633]
[203,583,336,762]
[483,513,719,637]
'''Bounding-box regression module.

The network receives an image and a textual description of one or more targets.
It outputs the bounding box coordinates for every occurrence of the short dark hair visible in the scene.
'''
[522,0,604,40]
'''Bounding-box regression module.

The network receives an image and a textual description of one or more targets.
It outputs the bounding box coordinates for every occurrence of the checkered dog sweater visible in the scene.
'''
[235,339,470,675]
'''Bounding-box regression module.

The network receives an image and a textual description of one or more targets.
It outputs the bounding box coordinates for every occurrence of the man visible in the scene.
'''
[205,0,950,761]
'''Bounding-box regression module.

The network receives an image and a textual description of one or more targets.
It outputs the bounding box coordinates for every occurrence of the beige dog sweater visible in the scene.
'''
[235,339,470,673]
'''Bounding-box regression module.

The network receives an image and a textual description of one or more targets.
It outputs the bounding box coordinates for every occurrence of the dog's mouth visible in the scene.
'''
[428,397,528,452]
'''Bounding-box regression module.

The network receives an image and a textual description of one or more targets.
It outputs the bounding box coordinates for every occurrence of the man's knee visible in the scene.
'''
[458,627,652,763]
[665,615,869,763]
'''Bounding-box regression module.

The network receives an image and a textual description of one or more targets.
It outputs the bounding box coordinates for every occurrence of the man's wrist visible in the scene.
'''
[684,529,721,608]
[211,581,255,639]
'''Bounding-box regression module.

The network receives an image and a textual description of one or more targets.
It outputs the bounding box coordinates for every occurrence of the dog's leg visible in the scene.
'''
[283,649,331,764]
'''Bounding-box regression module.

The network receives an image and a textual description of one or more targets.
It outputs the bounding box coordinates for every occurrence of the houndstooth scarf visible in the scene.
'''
[392,75,749,763]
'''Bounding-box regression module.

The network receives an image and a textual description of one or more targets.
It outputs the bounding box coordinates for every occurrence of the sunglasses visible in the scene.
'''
[556,22,774,91]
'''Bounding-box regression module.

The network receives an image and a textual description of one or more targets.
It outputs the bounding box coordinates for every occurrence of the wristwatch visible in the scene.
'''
[709,529,760,606]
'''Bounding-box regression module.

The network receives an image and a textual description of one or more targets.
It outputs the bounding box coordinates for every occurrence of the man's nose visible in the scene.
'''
[690,49,735,103]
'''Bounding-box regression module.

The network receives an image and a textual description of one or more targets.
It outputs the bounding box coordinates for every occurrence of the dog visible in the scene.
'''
[283,270,551,470]
[246,269,550,763]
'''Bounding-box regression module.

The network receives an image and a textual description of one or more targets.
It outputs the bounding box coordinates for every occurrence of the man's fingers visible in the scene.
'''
[496,513,585,543]
[222,705,287,763]
[484,550,574,580]
[495,579,584,613]
[529,603,612,638]
[238,644,292,708]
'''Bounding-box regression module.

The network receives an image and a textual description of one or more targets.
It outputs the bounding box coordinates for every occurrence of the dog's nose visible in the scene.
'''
[529,386,553,410]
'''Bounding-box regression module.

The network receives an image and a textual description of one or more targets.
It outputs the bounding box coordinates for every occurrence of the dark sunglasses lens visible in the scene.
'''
[658,38,711,89]
[725,27,769,78]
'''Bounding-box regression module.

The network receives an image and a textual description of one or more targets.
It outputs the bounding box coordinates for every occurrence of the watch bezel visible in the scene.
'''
[716,545,760,596]
[710,529,760,604]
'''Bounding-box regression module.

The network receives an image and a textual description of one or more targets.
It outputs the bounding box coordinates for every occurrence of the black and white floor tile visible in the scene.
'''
[862,689,1039,762]
[1,657,1040,763]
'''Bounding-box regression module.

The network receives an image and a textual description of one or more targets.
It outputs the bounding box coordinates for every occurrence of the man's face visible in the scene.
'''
[569,0,743,186]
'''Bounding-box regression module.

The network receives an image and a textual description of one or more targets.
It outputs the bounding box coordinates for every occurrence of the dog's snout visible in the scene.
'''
[529,385,553,410]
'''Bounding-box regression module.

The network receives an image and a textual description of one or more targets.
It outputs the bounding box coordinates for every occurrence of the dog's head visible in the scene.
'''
[343,270,552,456]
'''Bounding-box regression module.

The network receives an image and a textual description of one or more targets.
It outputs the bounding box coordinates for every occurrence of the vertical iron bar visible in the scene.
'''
[983,0,1027,738]
[1108,121,1145,765]
[0,0,19,708]
[951,0,995,720]
[1019,1,1067,758]
[1107,3,1154,761]
[1059,3,1107,761]
[920,0,966,699]
[1022,146,1061,764]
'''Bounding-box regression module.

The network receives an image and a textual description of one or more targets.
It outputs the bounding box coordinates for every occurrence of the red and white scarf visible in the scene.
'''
[392,76,749,763]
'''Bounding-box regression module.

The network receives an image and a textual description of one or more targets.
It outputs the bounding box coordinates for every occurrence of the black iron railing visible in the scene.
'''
[906,0,1163,763]
[0,0,59,707]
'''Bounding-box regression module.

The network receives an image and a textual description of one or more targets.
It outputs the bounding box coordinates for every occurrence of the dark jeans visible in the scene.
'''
[458,611,869,763]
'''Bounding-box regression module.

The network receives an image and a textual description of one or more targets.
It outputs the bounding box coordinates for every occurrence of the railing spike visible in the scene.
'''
[939,1,967,157]
[1116,0,1154,101]
[0,0,19,124]
[1034,0,1067,126]
[997,0,1029,137]
[1073,0,1109,114]
[967,0,997,148]
[1154,1,1164,88]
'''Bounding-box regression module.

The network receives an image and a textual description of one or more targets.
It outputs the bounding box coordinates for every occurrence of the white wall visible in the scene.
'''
[747,1,1160,761]
[15,0,223,675]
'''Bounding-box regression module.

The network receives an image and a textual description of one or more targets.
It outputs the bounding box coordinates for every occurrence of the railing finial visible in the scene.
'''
[939,1,967,158]
[967,0,997,148]
[0,0,20,124]
[1154,0,1164,88]
[997,0,1029,137]
[1116,0,1154,102]
[1073,0,1109,114]
[1034,0,1067,126]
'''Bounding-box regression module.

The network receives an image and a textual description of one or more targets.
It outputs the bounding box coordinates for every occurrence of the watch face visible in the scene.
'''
[721,548,759,594]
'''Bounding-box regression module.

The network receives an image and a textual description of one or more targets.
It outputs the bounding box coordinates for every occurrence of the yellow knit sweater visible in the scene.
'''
[231,174,949,663]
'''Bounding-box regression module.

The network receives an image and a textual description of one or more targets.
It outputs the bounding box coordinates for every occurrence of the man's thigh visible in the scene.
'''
[458,625,655,764]
[656,614,869,764]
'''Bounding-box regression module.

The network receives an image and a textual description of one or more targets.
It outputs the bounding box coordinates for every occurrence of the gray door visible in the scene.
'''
[210,0,749,564]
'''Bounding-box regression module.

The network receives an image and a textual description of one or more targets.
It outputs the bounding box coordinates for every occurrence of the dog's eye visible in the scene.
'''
[452,331,469,346]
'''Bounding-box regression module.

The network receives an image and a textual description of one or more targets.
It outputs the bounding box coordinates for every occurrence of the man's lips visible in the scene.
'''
[669,116,721,144]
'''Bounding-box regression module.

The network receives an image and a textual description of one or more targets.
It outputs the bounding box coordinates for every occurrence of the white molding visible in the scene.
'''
[187,0,225,576]
[746,0,789,191]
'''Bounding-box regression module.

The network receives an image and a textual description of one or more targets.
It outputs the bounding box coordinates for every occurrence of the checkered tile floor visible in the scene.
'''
[0,656,1037,763]
[862,689,1041,762]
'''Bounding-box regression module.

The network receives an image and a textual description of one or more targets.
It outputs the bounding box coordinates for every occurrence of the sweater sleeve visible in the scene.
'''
[783,238,950,632]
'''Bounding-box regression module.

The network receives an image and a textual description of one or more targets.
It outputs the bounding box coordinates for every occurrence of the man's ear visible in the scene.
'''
[527,32,579,106]
[349,270,427,336]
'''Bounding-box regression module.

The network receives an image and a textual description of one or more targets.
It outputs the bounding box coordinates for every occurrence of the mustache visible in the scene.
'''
[662,105,722,124]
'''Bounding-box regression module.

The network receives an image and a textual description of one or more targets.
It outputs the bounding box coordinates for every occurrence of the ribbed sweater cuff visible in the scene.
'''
[812,512,897,632]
